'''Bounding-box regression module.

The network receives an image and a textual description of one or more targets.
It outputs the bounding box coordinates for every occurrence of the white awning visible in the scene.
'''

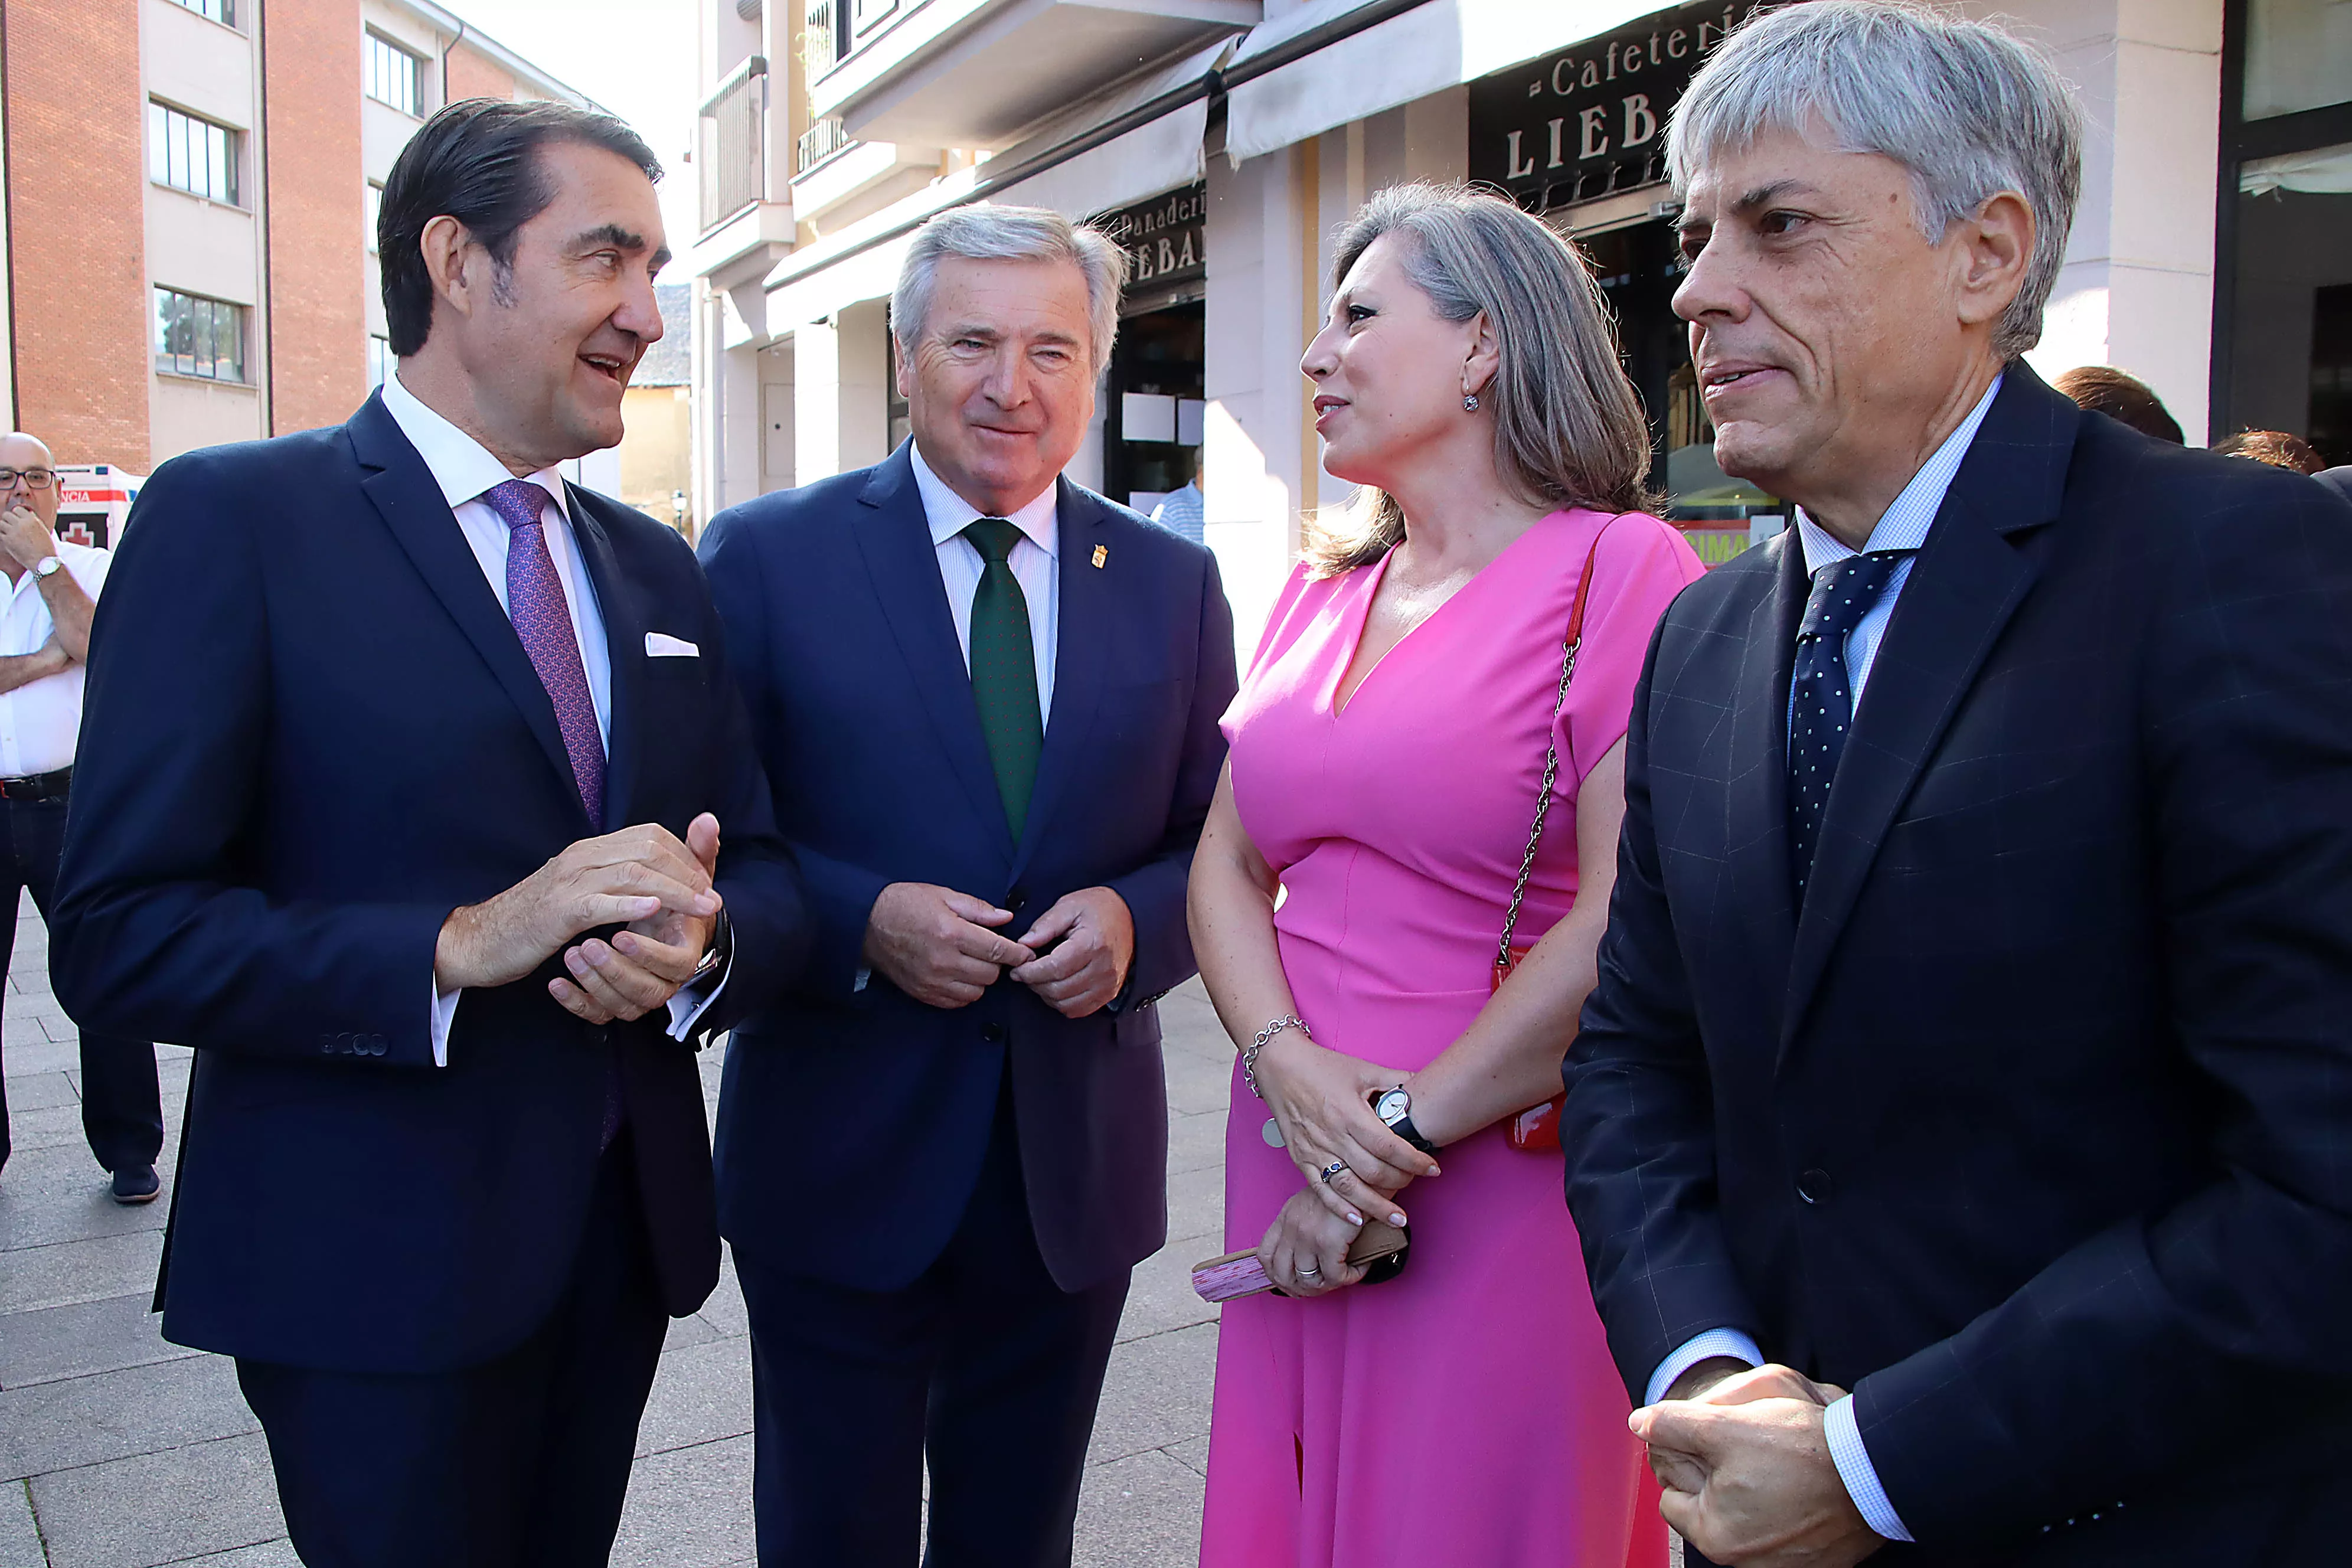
[1226,0,1668,163]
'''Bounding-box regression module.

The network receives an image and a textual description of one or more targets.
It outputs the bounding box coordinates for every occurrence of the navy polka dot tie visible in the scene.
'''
[1789,551,1909,903]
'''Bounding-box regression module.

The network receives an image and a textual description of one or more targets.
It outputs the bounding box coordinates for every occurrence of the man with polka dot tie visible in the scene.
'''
[50,100,807,1564]
[1562,6,2352,1567]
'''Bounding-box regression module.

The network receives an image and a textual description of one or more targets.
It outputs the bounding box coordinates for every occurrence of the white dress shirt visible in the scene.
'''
[1653,374,2004,1547]
[380,371,723,1063]
[907,441,1060,716]
[0,539,112,776]
[850,443,1061,995]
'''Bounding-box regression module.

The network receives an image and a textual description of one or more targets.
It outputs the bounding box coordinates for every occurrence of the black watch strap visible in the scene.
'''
[1370,1090,1439,1156]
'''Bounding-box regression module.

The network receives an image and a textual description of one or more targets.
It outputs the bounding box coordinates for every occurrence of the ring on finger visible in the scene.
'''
[1318,1160,1347,1185]
[1296,1263,1321,1278]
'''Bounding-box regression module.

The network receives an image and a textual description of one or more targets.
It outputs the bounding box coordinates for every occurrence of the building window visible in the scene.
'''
[148,102,239,205]
[153,289,248,383]
[166,0,234,24]
[365,33,424,116]
[365,181,384,253]
[368,336,394,390]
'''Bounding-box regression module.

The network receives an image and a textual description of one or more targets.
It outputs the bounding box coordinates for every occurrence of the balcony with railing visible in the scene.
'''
[699,55,769,233]
[797,116,858,175]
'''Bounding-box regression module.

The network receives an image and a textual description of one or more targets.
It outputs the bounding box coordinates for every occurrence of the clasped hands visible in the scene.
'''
[1632,1361,1882,1568]
[863,881,1133,1018]
[1249,1028,1439,1299]
[435,813,724,1025]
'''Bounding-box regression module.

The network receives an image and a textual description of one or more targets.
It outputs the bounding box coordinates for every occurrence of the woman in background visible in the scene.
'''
[1188,182,1704,1567]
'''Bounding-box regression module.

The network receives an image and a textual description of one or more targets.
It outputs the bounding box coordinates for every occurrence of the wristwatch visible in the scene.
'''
[1369,1086,1438,1156]
[689,909,731,987]
[32,556,63,580]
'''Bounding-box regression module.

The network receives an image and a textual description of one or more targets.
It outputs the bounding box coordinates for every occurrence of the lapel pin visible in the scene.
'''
[1092,544,1108,569]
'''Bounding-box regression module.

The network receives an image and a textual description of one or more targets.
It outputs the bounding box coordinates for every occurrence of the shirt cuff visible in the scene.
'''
[1644,1328,1764,1409]
[429,974,460,1068]
[665,942,733,1041]
[1824,1394,1915,1543]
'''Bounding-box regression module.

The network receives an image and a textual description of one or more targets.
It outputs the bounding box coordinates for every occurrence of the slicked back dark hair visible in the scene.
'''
[379,98,661,356]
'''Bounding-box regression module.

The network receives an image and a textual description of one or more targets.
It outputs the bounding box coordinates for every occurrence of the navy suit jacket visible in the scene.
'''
[1564,367,2352,1563]
[698,445,1236,1293]
[50,393,807,1376]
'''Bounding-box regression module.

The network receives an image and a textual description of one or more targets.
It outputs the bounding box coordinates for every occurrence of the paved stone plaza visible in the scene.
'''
[0,897,1232,1567]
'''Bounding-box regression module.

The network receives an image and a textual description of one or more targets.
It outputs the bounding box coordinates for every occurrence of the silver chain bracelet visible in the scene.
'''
[1243,1015,1310,1100]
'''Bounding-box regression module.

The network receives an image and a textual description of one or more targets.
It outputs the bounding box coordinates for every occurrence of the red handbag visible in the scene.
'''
[1494,523,1612,1154]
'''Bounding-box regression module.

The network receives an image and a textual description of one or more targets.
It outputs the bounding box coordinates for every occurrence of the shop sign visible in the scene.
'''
[1093,182,1207,291]
[1469,0,1766,211]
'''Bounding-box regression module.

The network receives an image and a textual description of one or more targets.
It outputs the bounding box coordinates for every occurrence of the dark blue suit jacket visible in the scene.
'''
[698,445,1236,1293]
[50,393,806,1376]
[1564,366,2352,1562]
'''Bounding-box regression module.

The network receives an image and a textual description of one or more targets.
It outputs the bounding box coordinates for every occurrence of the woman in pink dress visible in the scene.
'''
[1188,183,1704,1567]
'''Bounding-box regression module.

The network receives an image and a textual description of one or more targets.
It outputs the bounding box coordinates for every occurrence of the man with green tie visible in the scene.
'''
[697,204,1238,1566]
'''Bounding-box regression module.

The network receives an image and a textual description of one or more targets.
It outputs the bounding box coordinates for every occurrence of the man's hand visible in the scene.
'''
[1007,887,1134,1018]
[0,504,54,573]
[863,883,1033,1008]
[549,813,723,1024]
[1631,1363,1880,1568]
[436,822,720,997]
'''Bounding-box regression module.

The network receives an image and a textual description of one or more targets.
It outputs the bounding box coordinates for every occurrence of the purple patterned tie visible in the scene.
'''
[482,480,605,825]
[482,480,622,1149]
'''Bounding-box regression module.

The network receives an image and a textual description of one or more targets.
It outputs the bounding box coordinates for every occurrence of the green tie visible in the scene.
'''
[962,517,1043,837]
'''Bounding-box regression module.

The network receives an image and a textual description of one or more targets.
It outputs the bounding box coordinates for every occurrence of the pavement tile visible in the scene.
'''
[2,1033,75,1077]
[0,1141,175,1252]
[1116,1237,1220,1346]
[635,1336,754,1458]
[1164,1435,1210,1476]
[2,1068,76,1111]
[0,1352,254,1482]
[1074,1447,1207,1568]
[609,1434,757,1568]
[1085,1322,1218,1467]
[158,1543,300,1567]
[28,1431,284,1568]
[0,1291,197,1390]
[0,1230,163,1315]
[1161,1048,1232,1119]
[1165,1163,1224,1247]
[697,1251,749,1340]
[0,1479,43,1568]
[1166,1109,1227,1176]
[663,1310,722,1354]
[4,1101,89,1155]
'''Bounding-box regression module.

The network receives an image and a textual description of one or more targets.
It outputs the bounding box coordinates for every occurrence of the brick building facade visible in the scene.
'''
[0,0,597,472]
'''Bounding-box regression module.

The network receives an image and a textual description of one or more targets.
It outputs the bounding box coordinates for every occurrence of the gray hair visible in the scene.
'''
[890,204,1129,377]
[1668,0,2082,357]
[1305,182,1657,577]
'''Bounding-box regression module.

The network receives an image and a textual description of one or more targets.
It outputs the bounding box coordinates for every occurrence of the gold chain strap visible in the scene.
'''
[1496,629,1582,969]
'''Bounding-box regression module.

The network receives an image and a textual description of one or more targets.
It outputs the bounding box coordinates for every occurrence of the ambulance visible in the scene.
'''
[52,465,143,550]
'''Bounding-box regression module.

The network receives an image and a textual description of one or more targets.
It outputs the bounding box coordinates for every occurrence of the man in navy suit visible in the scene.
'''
[51,100,804,1565]
[698,204,1236,1566]
[1561,6,2352,1566]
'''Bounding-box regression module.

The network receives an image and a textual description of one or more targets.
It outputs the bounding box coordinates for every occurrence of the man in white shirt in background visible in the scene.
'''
[0,431,162,1204]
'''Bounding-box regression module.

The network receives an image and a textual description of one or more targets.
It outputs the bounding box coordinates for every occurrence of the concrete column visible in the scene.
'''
[837,299,892,471]
[2010,0,2223,439]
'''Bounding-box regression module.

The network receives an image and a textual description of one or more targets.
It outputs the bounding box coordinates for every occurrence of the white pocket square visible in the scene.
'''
[645,632,700,658]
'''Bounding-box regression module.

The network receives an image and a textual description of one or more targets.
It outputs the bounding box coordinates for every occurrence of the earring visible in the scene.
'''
[1463,393,1480,413]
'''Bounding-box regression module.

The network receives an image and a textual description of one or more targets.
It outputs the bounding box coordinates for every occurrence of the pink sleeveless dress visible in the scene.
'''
[1200,508,1705,1568]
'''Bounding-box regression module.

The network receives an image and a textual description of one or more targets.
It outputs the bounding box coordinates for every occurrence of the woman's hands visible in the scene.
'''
[1256,1188,1370,1298]
[1255,1028,1438,1229]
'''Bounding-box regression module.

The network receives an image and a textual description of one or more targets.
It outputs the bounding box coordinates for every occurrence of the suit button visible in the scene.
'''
[587,1026,609,1047]
[983,1023,1007,1044]
[1005,886,1028,916]
[1797,1168,1835,1205]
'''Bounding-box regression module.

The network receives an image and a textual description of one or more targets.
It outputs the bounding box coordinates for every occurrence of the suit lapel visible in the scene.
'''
[852,447,1014,858]
[1010,482,1108,882]
[1724,530,1805,992]
[347,395,585,826]
[1779,370,2079,1061]
[567,490,643,832]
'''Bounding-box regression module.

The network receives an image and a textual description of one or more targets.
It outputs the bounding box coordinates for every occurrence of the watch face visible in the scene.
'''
[1374,1087,1410,1124]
